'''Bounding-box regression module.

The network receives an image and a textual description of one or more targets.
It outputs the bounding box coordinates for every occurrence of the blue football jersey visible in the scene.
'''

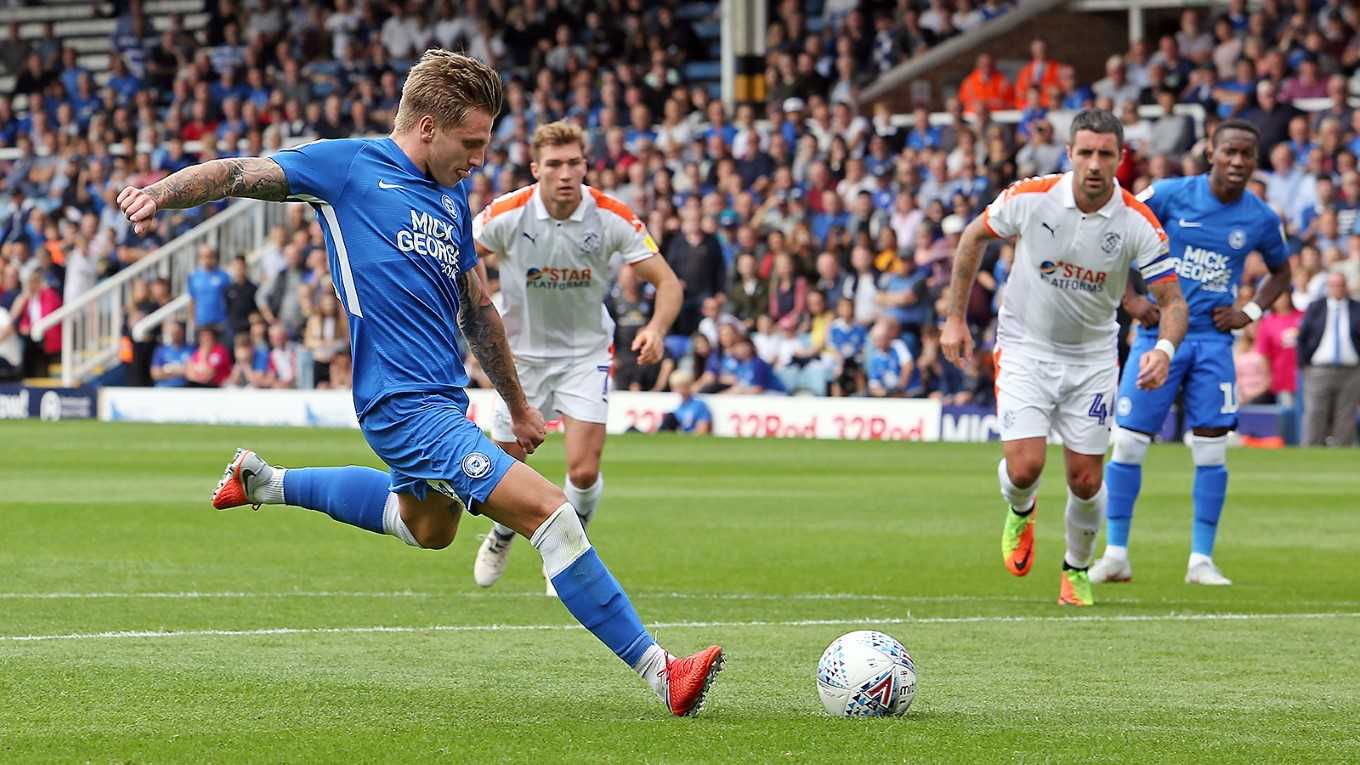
[270,138,479,418]
[1137,175,1288,339]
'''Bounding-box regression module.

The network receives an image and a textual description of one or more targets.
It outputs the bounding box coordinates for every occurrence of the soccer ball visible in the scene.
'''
[816,630,917,717]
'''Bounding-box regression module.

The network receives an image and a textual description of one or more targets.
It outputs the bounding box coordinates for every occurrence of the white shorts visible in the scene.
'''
[491,353,612,442]
[994,347,1118,455]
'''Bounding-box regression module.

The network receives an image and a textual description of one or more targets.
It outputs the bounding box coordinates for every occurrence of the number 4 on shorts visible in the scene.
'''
[1088,393,1109,425]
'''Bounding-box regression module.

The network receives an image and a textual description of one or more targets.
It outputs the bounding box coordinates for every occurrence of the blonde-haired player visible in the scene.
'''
[472,121,683,593]
[941,109,1188,607]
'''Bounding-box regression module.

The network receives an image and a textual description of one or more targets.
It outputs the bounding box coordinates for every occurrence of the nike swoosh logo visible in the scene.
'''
[1012,545,1031,572]
[377,180,406,190]
[1178,219,1202,228]
[523,232,536,244]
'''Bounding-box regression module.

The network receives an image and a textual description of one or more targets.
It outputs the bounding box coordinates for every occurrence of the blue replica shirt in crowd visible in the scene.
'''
[866,339,912,393]
[827,319,867,360]
[187,267,230,326]
[735,356,784,392]
[672,397,712,432]
[151,343,192,387]
[1137,174,1288,340]
[269,137,479,418]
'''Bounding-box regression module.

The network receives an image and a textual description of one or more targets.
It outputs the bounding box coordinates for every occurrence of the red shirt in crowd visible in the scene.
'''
[1254,307,1303,395]
[189,341,233,387]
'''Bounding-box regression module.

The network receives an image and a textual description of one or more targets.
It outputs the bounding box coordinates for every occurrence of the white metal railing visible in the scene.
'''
[32,197,293,386]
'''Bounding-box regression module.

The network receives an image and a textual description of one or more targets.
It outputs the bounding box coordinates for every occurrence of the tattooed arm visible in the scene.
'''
[458,267,546,453]
[117,157,290,235]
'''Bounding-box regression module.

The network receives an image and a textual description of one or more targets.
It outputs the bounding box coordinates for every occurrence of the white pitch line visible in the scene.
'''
[2,611,1356,644]
[11,590,1352,607]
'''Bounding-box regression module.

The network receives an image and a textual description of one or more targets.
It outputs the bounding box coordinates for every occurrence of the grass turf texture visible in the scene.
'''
[1,421,1357,763]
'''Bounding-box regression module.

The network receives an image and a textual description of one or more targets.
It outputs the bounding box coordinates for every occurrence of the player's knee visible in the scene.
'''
[1068,472,1102,500]
[409,515,457,550]
[1190,433,1228,467]
[1111,426,1152,465]
[1007,459,1043,489]
[567,466,599,490]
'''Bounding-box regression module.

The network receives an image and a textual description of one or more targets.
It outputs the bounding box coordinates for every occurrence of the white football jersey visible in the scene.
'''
[982,173,1176,362]
[473,184,659,362]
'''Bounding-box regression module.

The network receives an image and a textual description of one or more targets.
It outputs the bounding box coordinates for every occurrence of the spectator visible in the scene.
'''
[223,334,266,389]
[150,321,191,388]
[1015,39,1061,108]
[1265,142,1317,230]
[224,255,258,340]
[326,349,353,390]
[1255,289,1304,404]
[727,335,784,395]
[660,370,712,434]
[1298,272,1360,446]
[1016,119,1064,177]
[10,270,61,378]
[1236,349,1275,405]
[256,244,310,338]
[664,212,726,336]
[0,303,20,381]
[1244,79,1302,164]
[1055,64,1093,111]
[768,252,808,329]
[185,326,231,387]
[876,253,931,349]
[303,291,349,388]
[1280,55,1328,103]
[1093,55,1141,110]
[266,321,304,389]
[727,252,768,331]
[864,317,913,397]
[187,245,230,332]
[1149,87,1195,158]
[957,53,1014,114]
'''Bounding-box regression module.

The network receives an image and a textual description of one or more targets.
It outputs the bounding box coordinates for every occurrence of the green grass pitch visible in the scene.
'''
[1,421,1358,763]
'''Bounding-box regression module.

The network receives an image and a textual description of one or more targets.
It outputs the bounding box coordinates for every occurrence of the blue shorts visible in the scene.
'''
[360,390,515,514]
[1115,334,1238,434]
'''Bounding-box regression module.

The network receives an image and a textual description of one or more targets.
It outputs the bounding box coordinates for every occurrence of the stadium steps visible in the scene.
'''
[0,0,200,24]
[1,4,206,98]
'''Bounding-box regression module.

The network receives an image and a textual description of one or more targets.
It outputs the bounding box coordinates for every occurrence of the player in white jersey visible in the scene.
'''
[471,121,682,593]
[941,109,1189,607]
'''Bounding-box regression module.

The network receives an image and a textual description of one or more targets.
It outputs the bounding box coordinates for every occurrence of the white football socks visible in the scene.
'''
[381,494,421,547]
[1064,485,1106,569]
[634,643,674,700]
[564,472,603,528]
[257,467,286,505]
[489,521,516,540]
[1102,544,1129,562]
[998,458,1038,513]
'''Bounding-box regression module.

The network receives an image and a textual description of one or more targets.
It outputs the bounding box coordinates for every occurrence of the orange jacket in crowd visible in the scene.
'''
[1015,58,1062,107]
[958,69,1015,113]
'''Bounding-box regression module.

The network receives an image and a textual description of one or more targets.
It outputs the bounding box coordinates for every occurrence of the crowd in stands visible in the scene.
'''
[0,0,1356,440]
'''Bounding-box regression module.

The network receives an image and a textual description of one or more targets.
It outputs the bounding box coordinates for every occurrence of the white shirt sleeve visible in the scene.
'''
[598,195,660,264]
[982,186,1032,239]
[1130,211,1175,282]
[472,203,507,254]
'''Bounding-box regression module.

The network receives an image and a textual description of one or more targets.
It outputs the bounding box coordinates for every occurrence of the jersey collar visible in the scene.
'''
[380,137,461,194]
[532,184,591,222]
[1059,171,1121,218]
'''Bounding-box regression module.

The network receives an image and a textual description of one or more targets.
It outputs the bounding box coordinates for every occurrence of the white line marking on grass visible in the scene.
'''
[3,611,1356,643]
[6,590,1360,608]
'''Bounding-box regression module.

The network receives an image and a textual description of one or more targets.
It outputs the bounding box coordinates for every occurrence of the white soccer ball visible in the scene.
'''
[816,630,917,717]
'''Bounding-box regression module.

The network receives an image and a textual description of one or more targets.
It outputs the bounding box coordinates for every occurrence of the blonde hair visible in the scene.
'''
[531,121,586,160]
[393,50,503,133]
